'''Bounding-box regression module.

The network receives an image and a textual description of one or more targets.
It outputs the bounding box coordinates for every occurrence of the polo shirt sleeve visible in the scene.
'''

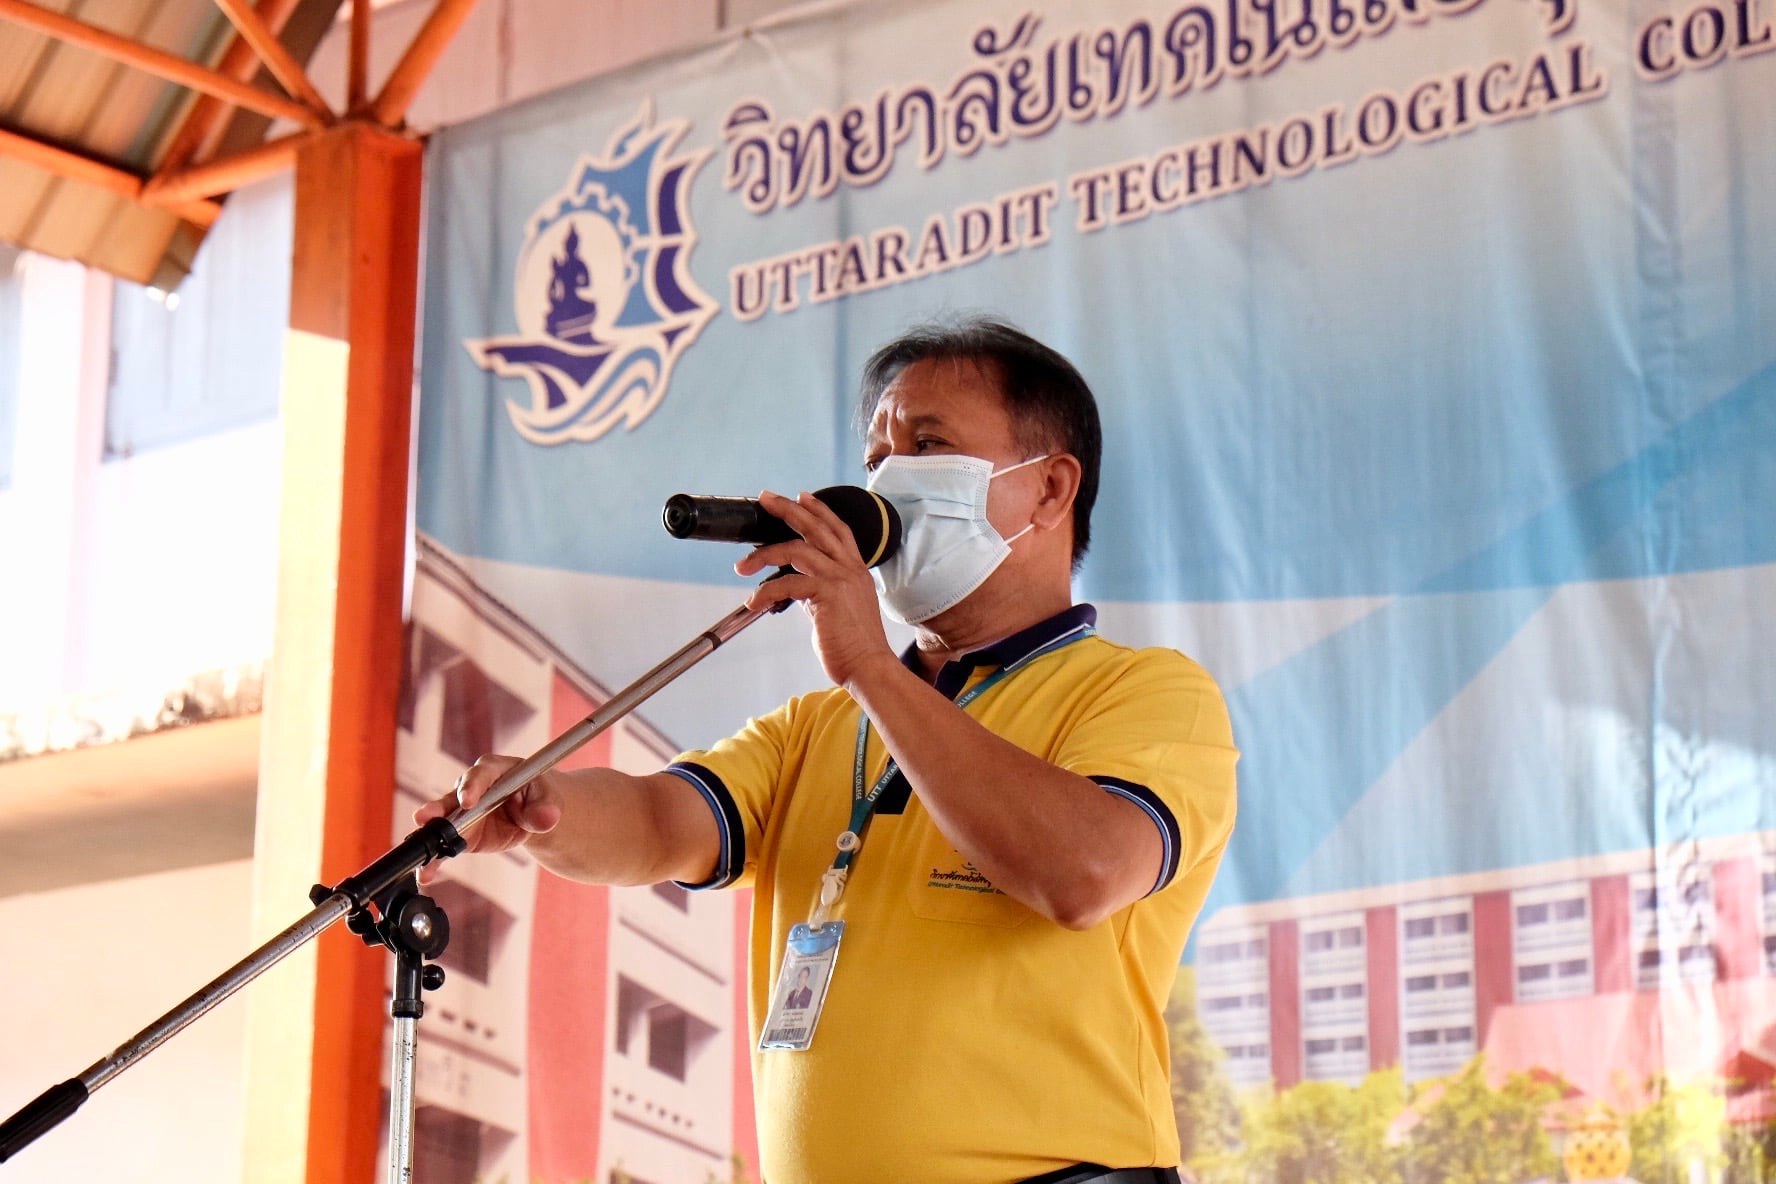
[1052,648,1239,898]
[664,700,794,891]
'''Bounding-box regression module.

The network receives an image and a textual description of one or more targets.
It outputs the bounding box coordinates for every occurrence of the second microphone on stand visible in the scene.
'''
[662,486,903,569]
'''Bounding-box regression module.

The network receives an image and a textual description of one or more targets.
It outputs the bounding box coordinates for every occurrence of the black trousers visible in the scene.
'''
[1016,1165,1183,1184]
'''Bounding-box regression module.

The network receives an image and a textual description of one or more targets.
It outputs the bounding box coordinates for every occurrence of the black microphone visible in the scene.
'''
[662,486,903,568]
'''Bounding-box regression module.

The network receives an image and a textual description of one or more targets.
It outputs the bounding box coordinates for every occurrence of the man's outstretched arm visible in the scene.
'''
[415,758,721,888]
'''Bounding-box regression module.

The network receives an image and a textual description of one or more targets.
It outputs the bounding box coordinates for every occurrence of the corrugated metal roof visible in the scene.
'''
[0,0,343,287]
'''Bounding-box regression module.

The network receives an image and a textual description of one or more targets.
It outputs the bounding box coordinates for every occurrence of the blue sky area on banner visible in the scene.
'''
[420,2,1776,601]
[417,0,1776,908]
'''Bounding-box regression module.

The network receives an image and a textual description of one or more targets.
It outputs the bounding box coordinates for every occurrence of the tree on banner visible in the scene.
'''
[1168,970,1241,1168]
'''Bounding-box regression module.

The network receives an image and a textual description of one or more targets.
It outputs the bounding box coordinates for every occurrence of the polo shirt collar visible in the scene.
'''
[899,603,1097,696]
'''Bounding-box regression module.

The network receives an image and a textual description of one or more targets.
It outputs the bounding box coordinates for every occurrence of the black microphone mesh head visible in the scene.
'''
[813,485,902,568]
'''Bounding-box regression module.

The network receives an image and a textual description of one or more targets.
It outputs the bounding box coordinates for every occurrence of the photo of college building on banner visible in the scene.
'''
[391,538,756,1183]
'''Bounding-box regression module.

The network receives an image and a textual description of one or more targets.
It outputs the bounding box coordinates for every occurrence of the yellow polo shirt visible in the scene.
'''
[669,605,1238,1184]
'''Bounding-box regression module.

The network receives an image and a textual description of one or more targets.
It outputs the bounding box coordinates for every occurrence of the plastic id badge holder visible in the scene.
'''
[758,921,845,1051]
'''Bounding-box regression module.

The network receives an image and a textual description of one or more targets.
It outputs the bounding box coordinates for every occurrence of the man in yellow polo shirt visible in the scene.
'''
[425,317,1239,1184]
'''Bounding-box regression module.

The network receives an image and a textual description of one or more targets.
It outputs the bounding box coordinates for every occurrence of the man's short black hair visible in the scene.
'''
[858,316,1102,571]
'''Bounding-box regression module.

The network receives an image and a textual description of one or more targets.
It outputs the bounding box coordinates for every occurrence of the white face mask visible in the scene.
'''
[865,452,1048,624]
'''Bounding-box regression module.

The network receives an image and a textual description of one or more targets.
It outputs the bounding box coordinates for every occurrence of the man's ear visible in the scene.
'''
[1033,453,1082,531]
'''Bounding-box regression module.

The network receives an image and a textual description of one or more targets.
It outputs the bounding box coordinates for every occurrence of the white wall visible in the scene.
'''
[0,0,835,724]
[0,254,281,720]
[0,8,836,1182]
[79,419,282,694]
[0,859,255,1182]
[0,255,108,710]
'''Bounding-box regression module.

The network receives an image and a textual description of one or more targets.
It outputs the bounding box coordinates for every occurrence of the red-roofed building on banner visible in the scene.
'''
[384,536,758,1184]
[1195,840,1776,1123]
[1482,978,1776,1119]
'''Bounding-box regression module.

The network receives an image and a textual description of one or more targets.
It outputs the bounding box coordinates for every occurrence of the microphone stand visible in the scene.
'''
[0,594,781,1179]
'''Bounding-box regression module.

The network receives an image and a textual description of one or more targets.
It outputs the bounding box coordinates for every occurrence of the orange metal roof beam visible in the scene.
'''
[348,0,369,112]
[0,124,139,200]
[143,130,303,205]
[156,0,304,179]
[0,124,222,226]
[0,0,328,130]
[369,0,479,127]
[212,0,334,117]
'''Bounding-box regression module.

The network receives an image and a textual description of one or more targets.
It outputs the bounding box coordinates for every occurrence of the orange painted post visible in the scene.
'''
[244,121,422,1184]
[304,121,421,1184]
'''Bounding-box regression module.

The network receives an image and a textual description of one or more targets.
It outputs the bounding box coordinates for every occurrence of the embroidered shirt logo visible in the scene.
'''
[466,103,717,445]
[927,860,1004,895]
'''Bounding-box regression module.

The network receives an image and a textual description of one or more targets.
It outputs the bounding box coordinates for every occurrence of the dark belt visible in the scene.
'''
[1016,1165,1182,1184]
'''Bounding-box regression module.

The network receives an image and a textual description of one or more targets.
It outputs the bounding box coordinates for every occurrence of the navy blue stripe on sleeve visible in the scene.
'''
[665,761,747,890]
[1092,775,1183,896]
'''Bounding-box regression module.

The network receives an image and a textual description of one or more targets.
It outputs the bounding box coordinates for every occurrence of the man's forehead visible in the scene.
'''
[867,360,1009,432]
[864,403,1007,456]
[867,406,953,434]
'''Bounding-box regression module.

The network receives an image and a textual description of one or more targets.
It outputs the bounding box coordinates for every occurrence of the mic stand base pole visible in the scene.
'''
[388,1008,419,1184]
[0,593,781,1165]
[368,873,448,1184]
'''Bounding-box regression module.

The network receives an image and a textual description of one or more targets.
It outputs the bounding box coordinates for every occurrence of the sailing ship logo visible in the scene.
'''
[467,104,718,444]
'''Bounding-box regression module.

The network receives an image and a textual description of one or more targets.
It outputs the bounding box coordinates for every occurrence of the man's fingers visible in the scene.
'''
[514,798,563,834]
[735,491,874,584]
[417,755,527,832]
[734,540,789,577]
[745,570,815,612]
[412,756,553,888]
[760,489,854,558]
[457,754,522,808]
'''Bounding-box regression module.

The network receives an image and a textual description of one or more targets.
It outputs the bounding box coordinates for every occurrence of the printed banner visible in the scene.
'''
[408,0,1776,1179]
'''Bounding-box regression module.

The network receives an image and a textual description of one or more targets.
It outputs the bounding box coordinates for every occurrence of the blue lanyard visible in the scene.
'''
[832,624,1096,874]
